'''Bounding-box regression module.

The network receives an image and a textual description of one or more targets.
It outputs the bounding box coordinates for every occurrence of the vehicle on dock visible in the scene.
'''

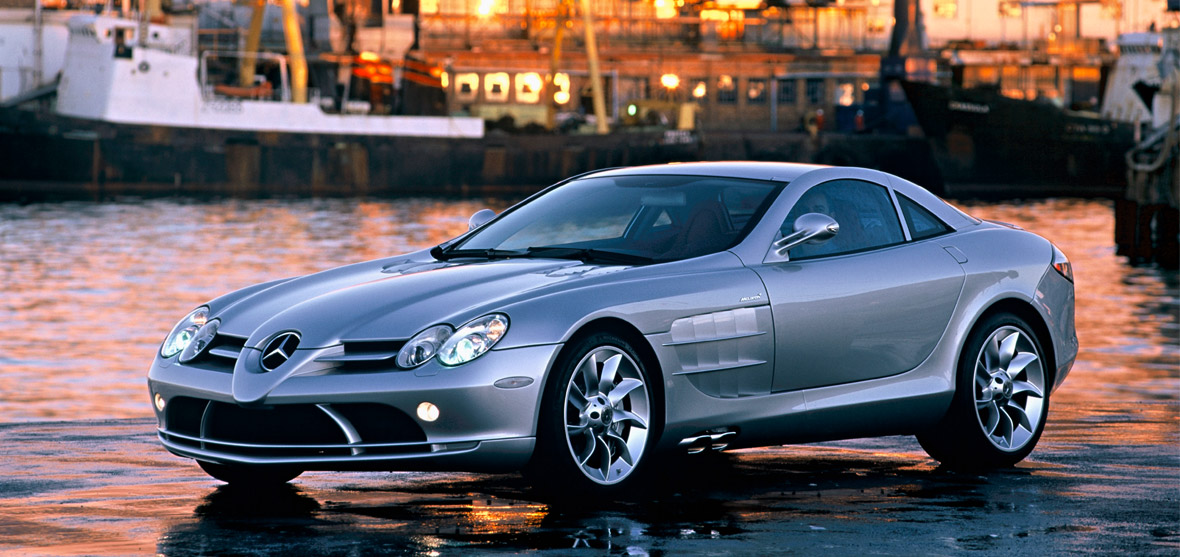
[147,161,1077,493]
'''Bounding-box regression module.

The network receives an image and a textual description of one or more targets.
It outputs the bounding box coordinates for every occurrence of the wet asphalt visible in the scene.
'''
[0,391,1176,556]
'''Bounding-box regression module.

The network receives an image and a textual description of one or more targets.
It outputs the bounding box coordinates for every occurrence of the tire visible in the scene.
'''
[527,332,658,494]
[918,313,1051,469]
[198,460,303,486]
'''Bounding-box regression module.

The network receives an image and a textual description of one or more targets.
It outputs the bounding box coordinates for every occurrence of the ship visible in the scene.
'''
[899,1,1176,197]
[902,80,1136,196]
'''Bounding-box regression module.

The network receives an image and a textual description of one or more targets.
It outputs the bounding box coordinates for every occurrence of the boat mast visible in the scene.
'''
[240,0,309,102]
[579,0,608,134]
[240,0,266,87]
[279,0,309,103]
[544,0,568,131]
[33,0,42,89]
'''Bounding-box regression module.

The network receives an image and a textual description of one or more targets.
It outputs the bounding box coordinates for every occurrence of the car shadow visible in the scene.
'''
[157,444,1062,555]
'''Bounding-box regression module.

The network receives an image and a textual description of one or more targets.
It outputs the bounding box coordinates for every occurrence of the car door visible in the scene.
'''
[752,179,966,392]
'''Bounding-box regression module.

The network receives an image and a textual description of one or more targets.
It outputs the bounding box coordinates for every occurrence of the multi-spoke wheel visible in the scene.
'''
[918,313,1050,469]
[529,332,657,493]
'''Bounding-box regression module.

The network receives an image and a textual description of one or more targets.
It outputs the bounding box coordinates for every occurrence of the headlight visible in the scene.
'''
[397,325,453,369]
[438,314,509,366]
[161,306,209,359]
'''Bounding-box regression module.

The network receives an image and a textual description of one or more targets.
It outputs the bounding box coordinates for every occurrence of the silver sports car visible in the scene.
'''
[148,162,1076,492]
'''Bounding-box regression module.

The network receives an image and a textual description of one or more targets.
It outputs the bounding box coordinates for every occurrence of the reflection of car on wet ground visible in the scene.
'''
[147,162,1076,493]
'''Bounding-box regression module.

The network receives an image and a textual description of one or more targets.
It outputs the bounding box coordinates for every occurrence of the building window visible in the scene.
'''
[717,75,737,104]
[777,79,796,105]
[454,73,479,103]
[515,72,542,104]
[746,79,766,104]
[484,72,510,103]
[837,82,855,106]
[806,78,826,105]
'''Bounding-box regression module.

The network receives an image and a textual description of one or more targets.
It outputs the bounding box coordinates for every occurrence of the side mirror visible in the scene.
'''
[772,213,839,257]
[468,209,496,231]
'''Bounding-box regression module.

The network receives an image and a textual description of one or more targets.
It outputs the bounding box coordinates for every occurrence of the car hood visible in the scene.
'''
[214,252,631,348]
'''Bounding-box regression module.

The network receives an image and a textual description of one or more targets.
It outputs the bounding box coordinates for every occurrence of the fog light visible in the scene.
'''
[417,402,440,422]
[154,393,166,412]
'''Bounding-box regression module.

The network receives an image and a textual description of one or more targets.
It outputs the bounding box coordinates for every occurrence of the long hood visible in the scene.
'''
[214,254,630,348]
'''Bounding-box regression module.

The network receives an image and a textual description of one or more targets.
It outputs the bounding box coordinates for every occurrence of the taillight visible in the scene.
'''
[1051,245,1073,283]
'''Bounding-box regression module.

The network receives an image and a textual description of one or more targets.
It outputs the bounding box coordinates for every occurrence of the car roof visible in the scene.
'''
[587,161,827,183]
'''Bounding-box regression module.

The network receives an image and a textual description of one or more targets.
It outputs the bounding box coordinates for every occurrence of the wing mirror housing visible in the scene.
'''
[772,213,839,257]
[468,209,496,231]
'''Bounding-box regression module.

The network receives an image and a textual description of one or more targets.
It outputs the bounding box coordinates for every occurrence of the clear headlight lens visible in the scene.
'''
[161,306,209,359]
[179,318,220,363]
[397,325,454,369]
[438,314,509,366]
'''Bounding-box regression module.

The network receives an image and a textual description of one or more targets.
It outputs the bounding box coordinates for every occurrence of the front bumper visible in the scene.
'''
[147,343,560,472]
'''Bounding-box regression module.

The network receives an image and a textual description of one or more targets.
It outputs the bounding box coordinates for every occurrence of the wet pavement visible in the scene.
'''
[0,198,1177,555]
[0,393,1175,556]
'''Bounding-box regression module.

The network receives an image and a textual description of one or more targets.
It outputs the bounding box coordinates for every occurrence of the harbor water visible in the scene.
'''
[0,196,1176,423]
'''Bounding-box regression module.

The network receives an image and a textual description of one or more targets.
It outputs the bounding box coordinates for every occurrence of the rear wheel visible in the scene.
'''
[918,313,1050,469]
[198,461,303,486]
[528,333,657,494]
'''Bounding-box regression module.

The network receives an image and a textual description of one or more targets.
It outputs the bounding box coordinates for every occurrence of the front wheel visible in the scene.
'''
[918,313,1050,469]
[528,333,658,493]
[198,461,303,486]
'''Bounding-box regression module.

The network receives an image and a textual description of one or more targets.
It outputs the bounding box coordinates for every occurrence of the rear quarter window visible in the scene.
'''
[898,193,952,240]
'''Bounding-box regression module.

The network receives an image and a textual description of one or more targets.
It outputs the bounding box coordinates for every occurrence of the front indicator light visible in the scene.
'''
[438,314,509,366]
[417,402,440,422]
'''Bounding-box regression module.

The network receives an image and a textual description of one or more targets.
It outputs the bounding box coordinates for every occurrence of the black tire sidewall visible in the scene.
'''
[528,332,658,494]
[922,313,1051,469]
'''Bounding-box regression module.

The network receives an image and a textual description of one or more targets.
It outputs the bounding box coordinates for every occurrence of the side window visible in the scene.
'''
[780,180,905,259]
[897,194,952,240]
[721,185,770,230]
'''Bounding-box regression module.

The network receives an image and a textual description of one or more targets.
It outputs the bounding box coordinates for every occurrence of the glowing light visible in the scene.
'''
[553,72,571,104]
[477,0,494,17]
[440,71,449,88]
[417,402,440,422]
[358,51,380,63]
[692,81,707,98]
[660,73,680,89]
[516,72,543,103]
[654,0,677,18]
[154,393,165,412]
[699,9,730,21]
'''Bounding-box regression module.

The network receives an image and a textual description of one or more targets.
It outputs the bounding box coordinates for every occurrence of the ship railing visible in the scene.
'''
[198,50,294,103]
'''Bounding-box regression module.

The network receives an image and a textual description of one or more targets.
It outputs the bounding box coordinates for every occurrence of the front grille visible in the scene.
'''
[162,397,427,459]
[315,339,408,373]
[184,333,247,373]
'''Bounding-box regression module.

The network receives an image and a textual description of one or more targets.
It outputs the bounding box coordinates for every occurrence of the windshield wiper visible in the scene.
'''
[524,246,654,265]
[433,248,529,261]
[433,245,654,265]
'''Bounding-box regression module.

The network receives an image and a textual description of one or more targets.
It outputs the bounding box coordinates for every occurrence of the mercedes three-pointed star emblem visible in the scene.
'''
[260,332,301,371]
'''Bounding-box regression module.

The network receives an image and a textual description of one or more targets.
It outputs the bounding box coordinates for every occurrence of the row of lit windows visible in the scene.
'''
[444,71,866,108]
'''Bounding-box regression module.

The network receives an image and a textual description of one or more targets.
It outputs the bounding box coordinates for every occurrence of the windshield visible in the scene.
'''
[442,174,783,263]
